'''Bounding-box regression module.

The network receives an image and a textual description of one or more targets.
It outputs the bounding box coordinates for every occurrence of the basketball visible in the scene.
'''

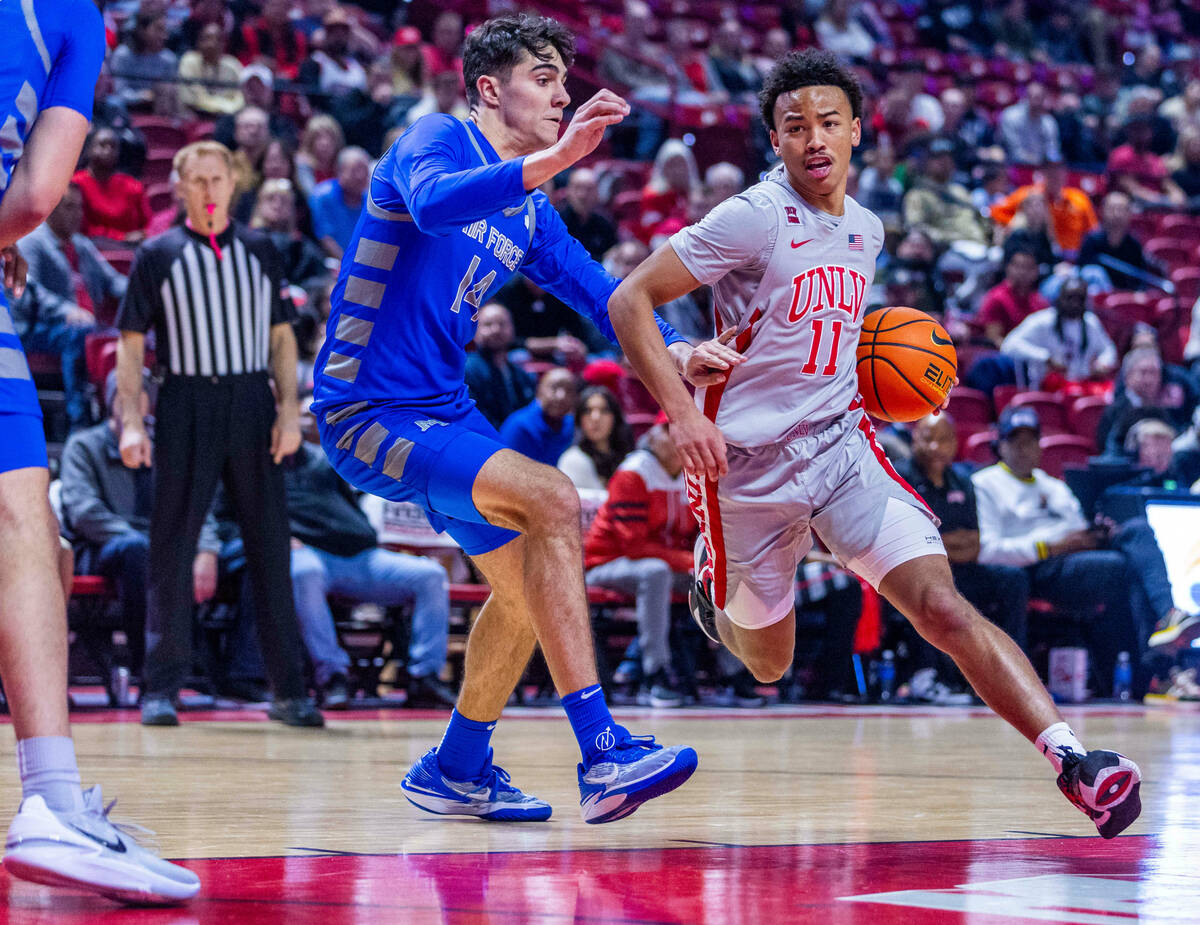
[856,306,957,423]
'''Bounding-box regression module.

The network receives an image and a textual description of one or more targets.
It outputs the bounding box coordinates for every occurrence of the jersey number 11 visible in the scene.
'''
[800,318,843,376]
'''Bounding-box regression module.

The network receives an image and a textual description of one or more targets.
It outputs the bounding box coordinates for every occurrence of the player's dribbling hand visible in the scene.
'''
[555,90,630,165]
[670,408,729,482]
[1,245,28,299]
[684,328,747,387]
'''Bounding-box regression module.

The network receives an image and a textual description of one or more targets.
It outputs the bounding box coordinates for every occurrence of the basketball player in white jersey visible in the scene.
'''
[609,49,1142,838]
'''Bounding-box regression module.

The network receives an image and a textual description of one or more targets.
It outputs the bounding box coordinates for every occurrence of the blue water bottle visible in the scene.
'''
[1113,651,1132,702]
[878,650,896,702]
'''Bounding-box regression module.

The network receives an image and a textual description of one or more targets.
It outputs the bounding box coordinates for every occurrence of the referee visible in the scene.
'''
[115,141,322,728]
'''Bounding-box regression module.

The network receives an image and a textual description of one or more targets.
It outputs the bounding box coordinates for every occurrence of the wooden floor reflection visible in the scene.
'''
[1,702,1197,923]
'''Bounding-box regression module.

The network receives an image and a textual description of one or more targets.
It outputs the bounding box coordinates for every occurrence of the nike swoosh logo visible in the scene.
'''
[931,331,954,346]
[486,723,497,731]
[579,688,602,700]
[502,203,526,217]
[791,239,814,249]
[69,823,126,853]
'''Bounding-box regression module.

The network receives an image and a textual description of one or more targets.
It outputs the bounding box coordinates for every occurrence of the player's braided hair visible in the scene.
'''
[759,49,863,130]
[462,13,576,108]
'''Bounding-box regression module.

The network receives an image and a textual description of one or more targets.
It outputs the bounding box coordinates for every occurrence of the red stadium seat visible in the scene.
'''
[1171,268,1200,305]
[992,383,1020,414]
[146,182,175,216]
[129,115,187,151]
[1159,214,1200,238]
[1008,391,1068,433]
[1038,434,1093,478]
[962,430,997,465]
[946,386,993,429]
[1068,394,1111,450]
[1145,238,1192,271]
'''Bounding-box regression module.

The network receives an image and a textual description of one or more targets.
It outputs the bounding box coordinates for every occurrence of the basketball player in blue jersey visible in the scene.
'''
[314,14,710,823]
[608,49,1142,839]
[0,1,200,904]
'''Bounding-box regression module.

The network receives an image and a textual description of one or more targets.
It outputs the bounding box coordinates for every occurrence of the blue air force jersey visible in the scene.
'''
[312,115,683,417]
[1,0,105,414]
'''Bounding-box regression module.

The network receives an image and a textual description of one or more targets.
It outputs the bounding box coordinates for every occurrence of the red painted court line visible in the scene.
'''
[0,835,1179,924]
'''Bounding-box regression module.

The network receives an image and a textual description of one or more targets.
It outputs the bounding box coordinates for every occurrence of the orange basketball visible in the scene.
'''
[856,306,957,423]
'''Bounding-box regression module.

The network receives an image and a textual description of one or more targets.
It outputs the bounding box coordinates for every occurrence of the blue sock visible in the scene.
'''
[435,710,495,781]
[562,684,619,766]
[17,737,84,813]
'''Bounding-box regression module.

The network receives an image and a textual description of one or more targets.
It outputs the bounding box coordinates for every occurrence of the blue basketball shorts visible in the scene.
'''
[318,401,519,556]
[0,293,48,473]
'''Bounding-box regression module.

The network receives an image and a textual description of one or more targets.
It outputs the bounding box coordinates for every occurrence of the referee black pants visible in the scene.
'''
[144,373,306,699]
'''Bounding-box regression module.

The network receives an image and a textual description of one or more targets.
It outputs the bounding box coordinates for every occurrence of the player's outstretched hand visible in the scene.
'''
[670,407,729,482]
[1,244,28,299]
[684,327,746,387]
[554,90,630,167]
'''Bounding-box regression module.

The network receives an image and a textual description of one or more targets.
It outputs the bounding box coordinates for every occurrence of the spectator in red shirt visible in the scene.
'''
[637,138,699,244]
[977,248,1048,347]
[236,0,308,81]
[421,10,464,80]
[72,127,149,245]
[584,419,697,707]
[1107,114,1186,208]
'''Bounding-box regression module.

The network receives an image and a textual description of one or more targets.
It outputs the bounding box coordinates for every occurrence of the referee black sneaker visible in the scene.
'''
[1057,749,1142,838]
[689,546,721,644]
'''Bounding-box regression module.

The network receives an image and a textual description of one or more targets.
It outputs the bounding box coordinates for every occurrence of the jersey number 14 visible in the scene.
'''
[452,255,496,317]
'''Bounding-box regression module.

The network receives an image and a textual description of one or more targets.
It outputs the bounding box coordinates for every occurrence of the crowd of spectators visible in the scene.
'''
[5,0,1200,711]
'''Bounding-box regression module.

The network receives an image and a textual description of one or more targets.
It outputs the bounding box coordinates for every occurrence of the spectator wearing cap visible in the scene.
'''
[299,6,367,103]
[990,159,1099,256]
[998,84,1062,166]
[309,146,370,261]
[902,139,991,247]
[234,0,308,81]
[584,418,697,707]
[177,22,245,116]
[1106,115,1187,208]
[972,407,1140,693]
[1001,275,1116,390]
[388,25,428,99]
[500,367,579,467]
[1077,191,1158,291]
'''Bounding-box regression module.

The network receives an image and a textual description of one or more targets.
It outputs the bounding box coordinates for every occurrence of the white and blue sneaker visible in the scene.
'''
[578,726,698,824]
[3,786,200,905]
[401,747,552,822]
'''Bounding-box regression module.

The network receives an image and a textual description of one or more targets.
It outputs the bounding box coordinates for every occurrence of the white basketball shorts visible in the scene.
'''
[686,404,944,630]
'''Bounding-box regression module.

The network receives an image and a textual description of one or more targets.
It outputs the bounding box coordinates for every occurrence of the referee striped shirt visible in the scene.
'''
[116,223,295,377]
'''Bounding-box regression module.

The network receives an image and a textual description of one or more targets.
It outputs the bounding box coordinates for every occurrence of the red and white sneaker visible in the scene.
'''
[1056,750,1142,839]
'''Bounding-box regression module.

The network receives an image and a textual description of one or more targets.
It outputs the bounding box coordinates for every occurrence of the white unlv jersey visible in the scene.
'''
[670,167,884,447]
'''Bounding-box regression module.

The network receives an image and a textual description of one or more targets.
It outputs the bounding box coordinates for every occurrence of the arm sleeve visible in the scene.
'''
[972,472,1041,566]
[59,438,134,545]
[668,193,773,286]
[115,244,162,333]
[521,196,683,348]
[40,0,106,117]
[382,115,529,236]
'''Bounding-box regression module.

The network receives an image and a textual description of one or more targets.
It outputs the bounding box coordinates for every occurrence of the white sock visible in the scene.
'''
[1035,722,1086,773]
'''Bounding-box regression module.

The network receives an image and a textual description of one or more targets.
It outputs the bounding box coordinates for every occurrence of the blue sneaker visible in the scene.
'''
[401,747,552,822]
[577,726,698,824]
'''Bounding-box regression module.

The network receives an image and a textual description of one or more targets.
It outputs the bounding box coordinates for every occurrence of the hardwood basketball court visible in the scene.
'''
[1,702,1196,923]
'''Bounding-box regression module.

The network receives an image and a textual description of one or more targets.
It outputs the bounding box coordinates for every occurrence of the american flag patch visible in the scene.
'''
[848,233,864,251]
